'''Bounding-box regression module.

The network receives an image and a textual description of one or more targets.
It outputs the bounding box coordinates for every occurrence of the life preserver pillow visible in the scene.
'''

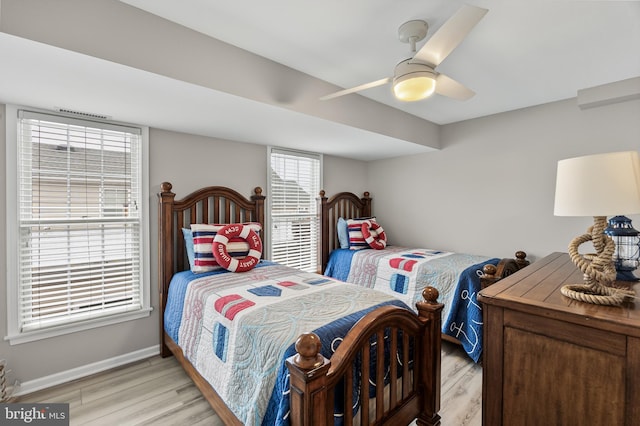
[212,224,262,272]
[191,222,262,273]
[361,220,387,250]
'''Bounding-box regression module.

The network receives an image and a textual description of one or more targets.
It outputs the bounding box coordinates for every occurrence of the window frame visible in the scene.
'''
[4,105,151,345]
[267,147,323,272]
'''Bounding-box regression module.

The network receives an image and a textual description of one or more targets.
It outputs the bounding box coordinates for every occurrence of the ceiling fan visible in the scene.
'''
[320,4,488,103]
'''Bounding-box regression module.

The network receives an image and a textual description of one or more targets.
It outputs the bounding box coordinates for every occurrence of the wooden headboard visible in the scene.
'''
[157,182,265,355]
[319,190,371,272]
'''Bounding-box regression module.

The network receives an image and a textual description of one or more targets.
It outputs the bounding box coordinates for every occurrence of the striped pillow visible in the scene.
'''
[347,217,377,250]
[191,223,262,273]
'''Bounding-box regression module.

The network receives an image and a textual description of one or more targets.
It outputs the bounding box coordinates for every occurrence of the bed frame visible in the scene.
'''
[318,190,529,347]
[158,182,444,426]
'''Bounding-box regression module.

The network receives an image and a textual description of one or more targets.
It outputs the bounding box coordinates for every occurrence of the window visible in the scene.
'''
[5,107,150,344]
[268,148,322,272]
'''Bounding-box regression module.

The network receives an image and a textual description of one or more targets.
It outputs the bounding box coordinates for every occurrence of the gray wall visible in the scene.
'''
[367,97,640,261]
[0,115,368,387]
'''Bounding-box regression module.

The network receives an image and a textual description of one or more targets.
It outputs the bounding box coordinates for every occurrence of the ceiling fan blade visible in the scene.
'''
[435,73,475,100]
[319,77,392,101]
[413,5,488,67]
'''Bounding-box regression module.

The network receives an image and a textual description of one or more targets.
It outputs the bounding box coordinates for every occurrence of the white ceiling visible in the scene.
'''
[120,0,640,123]
[1,0,639,161]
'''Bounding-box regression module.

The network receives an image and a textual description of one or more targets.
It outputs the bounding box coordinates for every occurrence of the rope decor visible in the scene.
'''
[0,359,14,403]
[563,216,635,306]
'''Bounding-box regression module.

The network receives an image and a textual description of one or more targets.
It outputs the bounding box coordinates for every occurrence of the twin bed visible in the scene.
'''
[158,183,445,426]
[318,190,529,362]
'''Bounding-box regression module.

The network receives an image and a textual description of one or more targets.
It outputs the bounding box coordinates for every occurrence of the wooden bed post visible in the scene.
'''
[319,190,329,274]
[251,187,266,244]
[158,182,176,358]
[286,333,331,426]
[416,287,444,426]
[361,191,372,217]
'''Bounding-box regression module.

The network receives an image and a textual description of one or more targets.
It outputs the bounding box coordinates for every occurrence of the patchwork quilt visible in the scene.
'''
[325,247,495,362]
[165,263,408,425]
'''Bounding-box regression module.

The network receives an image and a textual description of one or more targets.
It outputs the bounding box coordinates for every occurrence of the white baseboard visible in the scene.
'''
[14,345,160,396]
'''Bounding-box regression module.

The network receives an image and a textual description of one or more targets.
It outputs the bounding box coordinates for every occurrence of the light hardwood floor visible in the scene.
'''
[17,341,482,426]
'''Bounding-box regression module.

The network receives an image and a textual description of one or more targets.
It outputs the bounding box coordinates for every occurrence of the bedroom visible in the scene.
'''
[1,0,639,424]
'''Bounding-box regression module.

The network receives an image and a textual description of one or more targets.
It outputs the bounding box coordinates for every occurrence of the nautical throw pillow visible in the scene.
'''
[346,217,377,250]
[212,224,262,272]
[191,222,262,273]
[361,220,387,250]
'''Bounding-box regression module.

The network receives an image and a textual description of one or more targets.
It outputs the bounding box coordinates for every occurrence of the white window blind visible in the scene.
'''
[14,110,145,334]
[269,148,321,272]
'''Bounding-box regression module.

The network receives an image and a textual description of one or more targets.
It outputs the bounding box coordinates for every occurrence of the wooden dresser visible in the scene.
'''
[478,252,640,426]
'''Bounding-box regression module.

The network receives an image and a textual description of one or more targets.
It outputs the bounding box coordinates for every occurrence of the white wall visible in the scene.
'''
[367,97,640,261]
[0,118,368,387]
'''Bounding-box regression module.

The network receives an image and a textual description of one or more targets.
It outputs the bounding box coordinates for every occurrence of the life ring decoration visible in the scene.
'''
[212,224,262,272]
[361,220,387,250]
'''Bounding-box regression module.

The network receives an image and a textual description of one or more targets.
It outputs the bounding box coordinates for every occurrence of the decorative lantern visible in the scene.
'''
[605,215,640,281]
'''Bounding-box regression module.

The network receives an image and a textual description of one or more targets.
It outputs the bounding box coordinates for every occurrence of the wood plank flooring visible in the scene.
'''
[17,341,482,425]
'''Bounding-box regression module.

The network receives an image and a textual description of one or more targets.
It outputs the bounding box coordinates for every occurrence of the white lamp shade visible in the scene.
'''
[554,151,640,217]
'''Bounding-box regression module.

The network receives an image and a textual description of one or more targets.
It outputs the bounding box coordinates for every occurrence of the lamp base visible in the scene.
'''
[560,282,634,306]
[565,216,635,306]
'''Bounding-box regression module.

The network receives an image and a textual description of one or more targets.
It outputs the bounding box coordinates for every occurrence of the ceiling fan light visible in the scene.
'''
[393,72,436,102]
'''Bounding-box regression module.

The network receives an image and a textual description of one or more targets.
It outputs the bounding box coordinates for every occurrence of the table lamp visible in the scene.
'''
[554,151,640,305]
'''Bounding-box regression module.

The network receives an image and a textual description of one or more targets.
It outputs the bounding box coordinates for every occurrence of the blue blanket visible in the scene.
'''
[443,258,498,362]
[324,249,357,282]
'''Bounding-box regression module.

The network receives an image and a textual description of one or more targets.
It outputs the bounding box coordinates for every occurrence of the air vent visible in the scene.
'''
[55,107,111,120]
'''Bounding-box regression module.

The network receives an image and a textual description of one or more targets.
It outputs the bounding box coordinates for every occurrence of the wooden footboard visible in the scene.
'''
[287,288,443,426]
[479,251,530,289]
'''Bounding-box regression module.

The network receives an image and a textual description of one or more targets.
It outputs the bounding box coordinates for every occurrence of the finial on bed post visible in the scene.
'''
[480,264,498,289]
[292,333,326,370]
[416,287,443,426]
[515,251,529,268]
[160,181,173,193]
[286,332,330,426]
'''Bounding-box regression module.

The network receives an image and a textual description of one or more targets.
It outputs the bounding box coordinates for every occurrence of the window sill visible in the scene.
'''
[4,307,153,345]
